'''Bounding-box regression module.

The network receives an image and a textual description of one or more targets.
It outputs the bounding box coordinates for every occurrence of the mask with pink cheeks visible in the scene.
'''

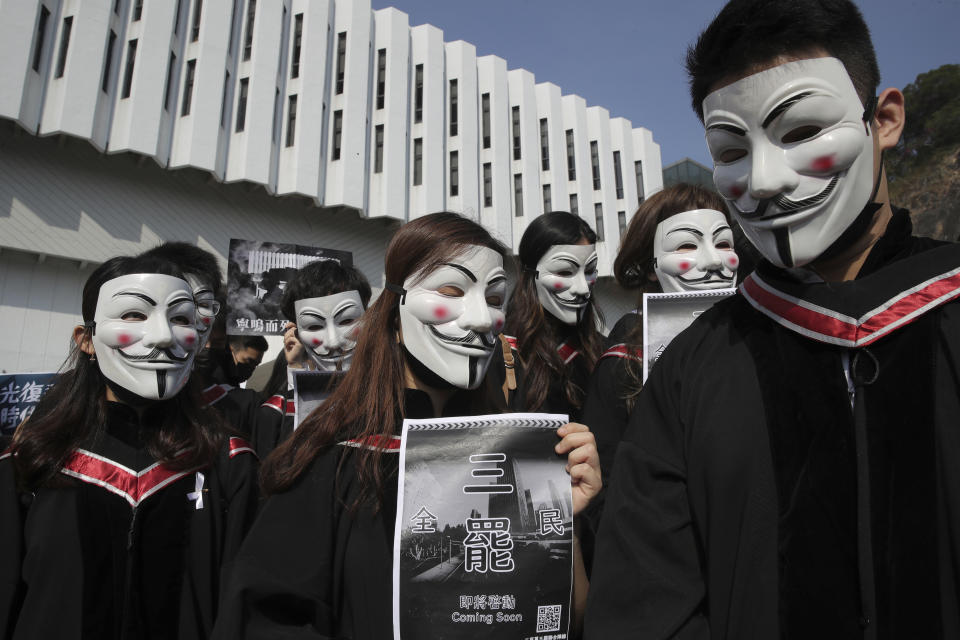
[653,209,739,293]
[534,244,598,325]
[294,290,364,373]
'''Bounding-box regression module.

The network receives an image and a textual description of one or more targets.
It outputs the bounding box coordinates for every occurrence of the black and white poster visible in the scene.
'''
[291,370,338,429]
[642,289,735,381]
[225,239,352,336]
[394,413,573,640]
[0,372,57,435]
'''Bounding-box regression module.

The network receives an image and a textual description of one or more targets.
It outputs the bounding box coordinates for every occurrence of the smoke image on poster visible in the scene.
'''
[394,413,573,640]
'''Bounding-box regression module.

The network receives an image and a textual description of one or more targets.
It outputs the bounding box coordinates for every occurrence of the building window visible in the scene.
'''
[449,150,458,196]
[565,129,576,180]
[32,7,51,73]
[569,193,578,215]
[375,48,386,109]
[483,162,492,207]
[174,0,183,35]
[331,109,342,159]
[228,0,239,54]
[613,150,624,199]
[513,174,523,217]
[179,58,196,115]
[590,141,601,190]
[243,0,255,61]
[542,184,552,213]
[539,118,549,171]
[594,203,605,241]
[511,106,521,160]
[288,13,302,78]
[235,77,248,131]
[133,0,143,21]
[271,88,280,142]
[635,160,645,203]
[618,211,627,237]
[220,70,230,128]
[162,53,176,112]
[121,39,138,99]
[285,94,297,147]
[54,16,73,79]
[414,63,423,123]
[114,0,121,15]
[481,93,491,149]
[374,125,384,173]
[101,31,117,93]
[449,79,458,136]
[413,137,423,186]
[191,0,203,41]
[335,31,346,94]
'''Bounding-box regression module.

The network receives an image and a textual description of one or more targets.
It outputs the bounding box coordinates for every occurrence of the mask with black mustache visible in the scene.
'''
[534,244,598,325]
[92,273,200,401]
[653,209,739,293]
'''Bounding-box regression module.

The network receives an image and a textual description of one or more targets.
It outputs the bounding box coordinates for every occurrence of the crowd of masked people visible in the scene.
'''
[3,0,959,637]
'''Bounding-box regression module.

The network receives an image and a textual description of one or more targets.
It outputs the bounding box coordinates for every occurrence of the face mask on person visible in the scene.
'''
[534,244,598,325]
[396,245,507,390]
[91,273,200,401]
[653,209,739,292]
[183,274,220,346]
[294,290,364,373]
[703,57,878,268]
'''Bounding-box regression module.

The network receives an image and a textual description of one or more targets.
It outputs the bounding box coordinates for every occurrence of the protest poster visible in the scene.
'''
[291,370,339,429]
[394,413,573,640]
[0,372,58,435]
[642,289,736,382]
[225,239,352,336]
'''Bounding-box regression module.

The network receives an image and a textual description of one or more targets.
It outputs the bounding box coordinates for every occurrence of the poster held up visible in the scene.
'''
[642,289,736,382]
[0,373,57,436]
[394,413,573,640]
[291,370,339,429]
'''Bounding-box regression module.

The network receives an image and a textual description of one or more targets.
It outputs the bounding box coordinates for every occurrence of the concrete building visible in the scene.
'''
[0,0,662,372]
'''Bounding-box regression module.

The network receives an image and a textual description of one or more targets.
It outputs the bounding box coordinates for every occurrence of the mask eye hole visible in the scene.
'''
[554,270,575,277]
[676,243,697,252]
[437,285,465,297]
[781,125,822,144]
[716,241,732,250]
[718,148,747,163]
[121,311,148,321]
[170,315,192,326]
[338,318,355,326]
[485,294,504,307]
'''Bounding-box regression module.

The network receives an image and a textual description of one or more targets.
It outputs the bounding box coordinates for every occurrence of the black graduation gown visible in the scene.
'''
[585,211,960,639]
[0,403,259,640]
[202,383,260,438]
[505,335,590,422]
[213,389,470,640]
[250,390,297,459]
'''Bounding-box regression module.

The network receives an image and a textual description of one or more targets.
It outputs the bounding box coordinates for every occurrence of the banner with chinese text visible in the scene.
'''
[394,413,572,640]
[0,373,57,435]
[225,239,352,336]
[642,289,735,382]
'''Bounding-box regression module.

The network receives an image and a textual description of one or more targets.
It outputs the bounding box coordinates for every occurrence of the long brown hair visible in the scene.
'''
[10,255,225,491]
[260,213,508,504]
[613,184,729,408]
[506,212,604,413]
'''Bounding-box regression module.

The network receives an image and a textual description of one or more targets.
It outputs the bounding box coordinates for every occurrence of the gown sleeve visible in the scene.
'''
[250,395,286,459]
[213,453,341,640]
[583,341,709,639]
[0,452,25,637]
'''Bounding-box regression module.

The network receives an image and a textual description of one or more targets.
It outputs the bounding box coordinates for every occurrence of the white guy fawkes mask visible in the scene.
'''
[703,57,877,268]
[92,274,200,401]
[654,209,739,293]
[398,245,507,390]
[183,274,221,345]
[294,290,364,372]
[534,244,598,325]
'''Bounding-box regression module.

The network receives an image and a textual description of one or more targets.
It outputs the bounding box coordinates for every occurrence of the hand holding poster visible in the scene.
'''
[642,289,736,382]
[394,413,573,640]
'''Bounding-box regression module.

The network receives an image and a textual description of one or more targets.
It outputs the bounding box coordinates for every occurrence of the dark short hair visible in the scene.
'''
[517,211,597,270]
[686,0,880,121]
[228,334,269,352]
[140,242,224,299]
[280,260,373,322]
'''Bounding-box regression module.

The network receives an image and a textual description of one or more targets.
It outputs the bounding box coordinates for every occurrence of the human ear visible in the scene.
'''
[73,325,95,356]
[873,87,905,152]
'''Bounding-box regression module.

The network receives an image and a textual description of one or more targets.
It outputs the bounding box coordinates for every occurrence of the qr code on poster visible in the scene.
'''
[536,604,562,633]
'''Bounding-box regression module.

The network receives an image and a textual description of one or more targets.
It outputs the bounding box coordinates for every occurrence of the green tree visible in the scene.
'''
[888,64,960,180]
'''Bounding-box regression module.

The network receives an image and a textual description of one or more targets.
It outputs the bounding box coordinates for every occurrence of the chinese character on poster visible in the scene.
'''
[0,373,57,436]
[642,289,735,382]
[225,239,352,336]
[291,370,338,429]
[394,413,573,640]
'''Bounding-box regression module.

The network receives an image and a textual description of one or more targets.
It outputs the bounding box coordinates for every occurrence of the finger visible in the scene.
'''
[555,431,596,455]
[569,461,602,492]
[556,422,589,437]
[564,443,598,472]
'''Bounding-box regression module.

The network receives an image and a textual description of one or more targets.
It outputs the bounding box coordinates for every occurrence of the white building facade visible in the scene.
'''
[0,0,662,372]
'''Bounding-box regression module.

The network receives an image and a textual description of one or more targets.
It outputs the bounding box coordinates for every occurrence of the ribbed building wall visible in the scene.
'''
[1,0,663,273]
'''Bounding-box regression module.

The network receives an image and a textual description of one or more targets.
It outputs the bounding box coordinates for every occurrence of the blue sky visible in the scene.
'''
[371,0,960,168]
